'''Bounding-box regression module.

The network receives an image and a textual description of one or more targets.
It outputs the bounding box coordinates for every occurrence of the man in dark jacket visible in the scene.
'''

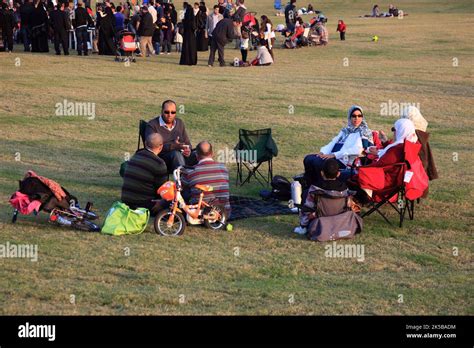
[19,0,33,51]
[145,100,197,172]
[207,16,241,67]
[285,0,297,32]
[0,3,16,52]
[50,2,69,55]
[73,0,93,56]
[234,0,246,21]
[137,6,154,57]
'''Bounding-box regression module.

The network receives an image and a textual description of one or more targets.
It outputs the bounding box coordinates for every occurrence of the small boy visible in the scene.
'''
[240,31,249,63]
[293,159,349,235]
[175,23,183,53]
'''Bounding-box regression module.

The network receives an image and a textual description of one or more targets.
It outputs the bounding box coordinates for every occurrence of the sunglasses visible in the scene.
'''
[163,111,177,115]
[351,114,363,118]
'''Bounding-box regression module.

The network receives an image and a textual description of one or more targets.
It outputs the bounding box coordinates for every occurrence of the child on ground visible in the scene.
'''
[293,159,356,235]
[337,19,346,41]
[240,31,249,62]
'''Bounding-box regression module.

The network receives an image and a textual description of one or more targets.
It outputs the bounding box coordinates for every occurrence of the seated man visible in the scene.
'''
[145,100,197,173]
[121,133,168,214]
[181,141,231,216]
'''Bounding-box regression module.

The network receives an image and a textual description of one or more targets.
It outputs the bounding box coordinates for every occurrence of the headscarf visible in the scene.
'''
[377,118,418,158]
[400,105,428,132]
[339,105,374,144]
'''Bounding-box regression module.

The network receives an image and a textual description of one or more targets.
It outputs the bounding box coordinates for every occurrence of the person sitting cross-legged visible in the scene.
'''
[121,133,168,215]
[145,99,197,173]
[181,141,231,217]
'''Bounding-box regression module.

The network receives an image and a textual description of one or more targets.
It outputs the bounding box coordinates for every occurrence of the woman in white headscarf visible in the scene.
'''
[377,119,417,157]
[304,105,374,186]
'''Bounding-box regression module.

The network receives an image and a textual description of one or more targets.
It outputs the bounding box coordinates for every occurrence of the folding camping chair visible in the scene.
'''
[235,128,278,187]
[355,140,427,227]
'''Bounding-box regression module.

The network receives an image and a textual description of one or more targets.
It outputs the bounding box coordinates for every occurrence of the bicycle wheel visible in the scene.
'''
[154,210,186,236]
[72,220,101,232]
[204,205,227,230]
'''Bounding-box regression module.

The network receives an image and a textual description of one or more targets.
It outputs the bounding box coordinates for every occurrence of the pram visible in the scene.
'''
[242,12,260,51]
[9,171,100,232]
[115,30,138,63]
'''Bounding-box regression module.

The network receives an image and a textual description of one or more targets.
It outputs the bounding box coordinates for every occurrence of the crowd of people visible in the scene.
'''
[0,0,334,65]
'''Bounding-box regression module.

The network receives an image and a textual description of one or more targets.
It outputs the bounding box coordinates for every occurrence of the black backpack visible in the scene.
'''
[270,175,292,201]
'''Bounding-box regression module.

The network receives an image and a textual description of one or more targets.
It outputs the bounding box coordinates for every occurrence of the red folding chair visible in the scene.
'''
[356,141,429,227]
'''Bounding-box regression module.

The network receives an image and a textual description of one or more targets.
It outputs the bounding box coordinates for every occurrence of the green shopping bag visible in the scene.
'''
[101,201,150,236]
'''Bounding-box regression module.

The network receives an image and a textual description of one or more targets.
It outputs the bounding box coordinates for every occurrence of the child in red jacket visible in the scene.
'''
[337,20,346,41]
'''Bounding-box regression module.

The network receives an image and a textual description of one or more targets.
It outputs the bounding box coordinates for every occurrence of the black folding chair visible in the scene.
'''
[137,119,148,151]
[235,128,278,187]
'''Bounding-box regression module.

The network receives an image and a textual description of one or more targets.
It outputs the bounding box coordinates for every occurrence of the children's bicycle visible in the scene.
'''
[154,167,227,236]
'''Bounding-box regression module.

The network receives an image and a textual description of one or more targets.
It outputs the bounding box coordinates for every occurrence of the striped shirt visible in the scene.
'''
[121,149,168,209]
[181,158,231,215]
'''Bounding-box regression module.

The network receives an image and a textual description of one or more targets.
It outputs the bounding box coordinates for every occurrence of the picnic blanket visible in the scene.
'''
[229,195,294,221]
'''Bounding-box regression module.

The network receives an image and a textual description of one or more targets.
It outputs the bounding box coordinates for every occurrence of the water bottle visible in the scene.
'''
[291,181,302,205]
[51,214,72,226]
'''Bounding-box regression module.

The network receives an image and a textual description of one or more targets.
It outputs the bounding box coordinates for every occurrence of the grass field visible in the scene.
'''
[0,0,473,315]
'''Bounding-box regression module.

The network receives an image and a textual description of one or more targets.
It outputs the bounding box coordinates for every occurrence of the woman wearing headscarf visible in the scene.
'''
[97,6,116,55]
[400,106,437,181]
[195,4,208,51]
[350,118,428,204]
[30,0,49,52]
[304,105,374,186]
[374,118,418,161]
[179,2,197,65]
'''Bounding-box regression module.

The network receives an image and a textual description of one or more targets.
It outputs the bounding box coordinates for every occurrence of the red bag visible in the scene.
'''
[404,159,429,200]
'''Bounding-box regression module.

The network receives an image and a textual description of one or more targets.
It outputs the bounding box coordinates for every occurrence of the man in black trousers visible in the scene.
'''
[207,16,241,67]
[50,1,69,55]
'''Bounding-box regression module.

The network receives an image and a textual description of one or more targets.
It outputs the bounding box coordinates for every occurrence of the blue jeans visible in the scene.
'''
[22,27,31,51]
[153,41,161,55]
[159,150,198,173]
[303,154,347,186]
[75,27,89,54]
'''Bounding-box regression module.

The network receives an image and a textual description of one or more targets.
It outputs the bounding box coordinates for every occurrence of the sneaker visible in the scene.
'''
[293,226,307,235]
[208,64,213,67]
[166,52,170,55]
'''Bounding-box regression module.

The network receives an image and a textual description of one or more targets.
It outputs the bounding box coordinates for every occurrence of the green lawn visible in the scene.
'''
[0,0,473,315]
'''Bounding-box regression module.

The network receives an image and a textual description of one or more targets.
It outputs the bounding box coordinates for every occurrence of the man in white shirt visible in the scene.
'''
[147,0,157,24]
[206,5,223,38]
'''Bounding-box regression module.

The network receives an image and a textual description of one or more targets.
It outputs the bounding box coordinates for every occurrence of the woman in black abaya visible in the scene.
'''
[195,5,208,52]
[30,0,49,53]
[179,2,197,65]
[97,7,116,55]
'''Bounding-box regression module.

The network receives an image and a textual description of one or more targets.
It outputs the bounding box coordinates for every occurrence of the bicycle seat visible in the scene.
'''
[195,184,213,192]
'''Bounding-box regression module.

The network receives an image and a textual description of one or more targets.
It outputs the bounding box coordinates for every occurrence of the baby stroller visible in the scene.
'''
[9,171,100,232]
[242,12,260,51]
[115,30,138,63]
